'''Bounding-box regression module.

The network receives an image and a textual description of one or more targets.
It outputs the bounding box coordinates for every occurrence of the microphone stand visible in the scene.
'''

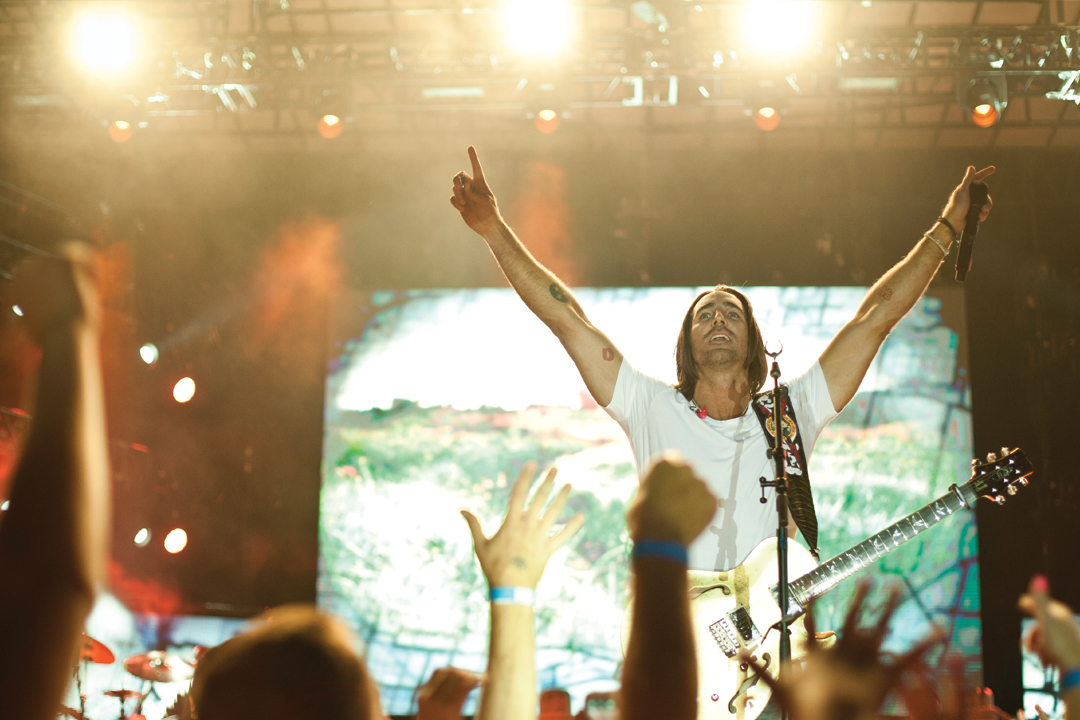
[758,344,791,720]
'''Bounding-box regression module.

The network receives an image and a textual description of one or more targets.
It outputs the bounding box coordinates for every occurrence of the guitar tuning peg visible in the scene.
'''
[1007,485,1018,495]
[1018,478,1029,486]
[1001,447,1010,457]
[970,458,979,467]
[986,452,998,462]
[993,495,1007,505]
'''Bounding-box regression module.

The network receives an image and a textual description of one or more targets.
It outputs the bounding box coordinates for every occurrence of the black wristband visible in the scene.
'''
[936,216,959,237]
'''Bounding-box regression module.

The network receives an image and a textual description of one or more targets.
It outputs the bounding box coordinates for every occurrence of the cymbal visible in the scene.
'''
[123,651,194,683]
[79,633,115,664]
[104,689,144,700]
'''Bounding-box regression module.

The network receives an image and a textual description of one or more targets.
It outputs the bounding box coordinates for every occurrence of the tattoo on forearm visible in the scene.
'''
[876,286,894,301]
[602,348,615,361]
[549,284,569,303]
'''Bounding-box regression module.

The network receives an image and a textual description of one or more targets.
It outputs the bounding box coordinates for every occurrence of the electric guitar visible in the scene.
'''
[622,448,1033,720]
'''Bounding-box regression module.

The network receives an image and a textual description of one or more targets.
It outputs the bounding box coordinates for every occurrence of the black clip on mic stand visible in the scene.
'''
[759,341,791,719]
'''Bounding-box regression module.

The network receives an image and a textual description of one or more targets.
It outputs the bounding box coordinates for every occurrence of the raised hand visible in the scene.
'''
[450,146,502,237]
[461,462,585,588]
[1019,575,1080,672]
[627,455,715,545]
[416,666,484,720]
[941,165,996,235]
[5,242,99,342]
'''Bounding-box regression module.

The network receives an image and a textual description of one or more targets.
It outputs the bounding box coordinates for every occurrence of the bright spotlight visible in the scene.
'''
[12,305,22,317]
[507,0,572,55]
[745,1,813,54]
[755,106,781,131]
[108,120,133,143]
[139,343,158,364]
[535,109,560,134]
[317,114,343,139]
[164,528,188,554]
[173,377,196,403]
[972,103,998,127]
[134,528,151,547]
[73,13,137,73]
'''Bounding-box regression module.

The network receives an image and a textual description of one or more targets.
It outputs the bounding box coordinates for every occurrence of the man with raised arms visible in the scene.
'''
[449,147,993,573]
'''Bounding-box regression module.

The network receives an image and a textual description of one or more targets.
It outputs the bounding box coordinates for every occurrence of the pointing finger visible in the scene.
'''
[468,146,486,182]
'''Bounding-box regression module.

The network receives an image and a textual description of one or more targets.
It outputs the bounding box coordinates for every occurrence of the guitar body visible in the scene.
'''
[622,538,821,720]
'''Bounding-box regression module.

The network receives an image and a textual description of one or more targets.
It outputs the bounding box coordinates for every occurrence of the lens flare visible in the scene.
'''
[164,528,188,554]
[134,528,151,547]
[139,343,158,364]
[745,1,813,54]
[173,377,196,403]
[507,0,572,55]
[73,13,137,72]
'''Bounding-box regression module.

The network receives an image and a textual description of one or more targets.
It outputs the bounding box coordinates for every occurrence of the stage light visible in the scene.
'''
[754,106,781,131]
[72,12,137,73]
[173,377,196,403]
[957,74,1007,128]
[745,1,813,54]
[164,528,187,554]
[134,528,151,547]
[507,0,572,55]
[12,305,22,316]
[317,114,343,139]
[139,343,158,364]
[535,109,560,134]
[108,119,133,143]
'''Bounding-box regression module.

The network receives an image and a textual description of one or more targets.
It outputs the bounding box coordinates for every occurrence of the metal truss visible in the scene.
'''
[0,0,1078,141]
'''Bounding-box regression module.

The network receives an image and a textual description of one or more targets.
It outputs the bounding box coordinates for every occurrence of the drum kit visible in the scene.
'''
[62,633,197,720]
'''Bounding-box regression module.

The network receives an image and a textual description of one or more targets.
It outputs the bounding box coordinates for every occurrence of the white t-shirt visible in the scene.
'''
[604,358,838,572]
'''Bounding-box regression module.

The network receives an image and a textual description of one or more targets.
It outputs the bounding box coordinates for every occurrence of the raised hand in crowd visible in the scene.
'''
[620,455,717,720]
[416,666,484,720]
[0,243,110,720]
[745,584,944,720]
[462,462,585,720]
[1020,575,1080,720]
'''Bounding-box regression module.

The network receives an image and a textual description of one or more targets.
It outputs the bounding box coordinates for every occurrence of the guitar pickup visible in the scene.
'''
[708,616,741,657]
[728,605,762,644]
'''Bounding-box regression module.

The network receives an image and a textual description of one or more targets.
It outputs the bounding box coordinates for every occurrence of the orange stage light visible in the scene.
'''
[754,106,780,131]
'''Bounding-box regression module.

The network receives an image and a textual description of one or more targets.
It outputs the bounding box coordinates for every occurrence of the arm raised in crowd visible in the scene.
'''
[620,456,717,720]
[0,244,110,720]
[450,147,623,407]
[1019,575,1080,720]
[462,463,585,720]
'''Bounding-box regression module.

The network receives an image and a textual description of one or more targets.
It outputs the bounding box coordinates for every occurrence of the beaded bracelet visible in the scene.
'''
[631,540,689,566]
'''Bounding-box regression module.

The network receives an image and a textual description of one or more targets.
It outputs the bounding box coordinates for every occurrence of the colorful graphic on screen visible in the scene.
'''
[319,286,979,715]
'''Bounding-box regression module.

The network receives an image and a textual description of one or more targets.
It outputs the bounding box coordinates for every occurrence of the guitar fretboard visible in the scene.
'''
[790,485,974,605]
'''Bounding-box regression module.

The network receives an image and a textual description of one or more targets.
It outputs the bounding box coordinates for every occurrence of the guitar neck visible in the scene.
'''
[790,483,978,606]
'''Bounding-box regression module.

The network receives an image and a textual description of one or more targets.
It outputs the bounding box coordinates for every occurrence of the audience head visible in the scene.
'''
[191,604,381,720]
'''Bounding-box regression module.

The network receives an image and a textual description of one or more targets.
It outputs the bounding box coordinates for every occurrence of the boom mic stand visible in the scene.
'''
[758,343,791,720]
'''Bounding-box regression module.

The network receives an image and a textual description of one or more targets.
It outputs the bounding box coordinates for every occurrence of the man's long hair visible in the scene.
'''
[674,285,768,401]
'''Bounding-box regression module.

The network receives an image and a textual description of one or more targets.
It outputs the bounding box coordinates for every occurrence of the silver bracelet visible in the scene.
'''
[924,230,951,257]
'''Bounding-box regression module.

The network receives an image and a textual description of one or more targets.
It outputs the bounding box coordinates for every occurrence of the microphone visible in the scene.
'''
[954,180,989,282]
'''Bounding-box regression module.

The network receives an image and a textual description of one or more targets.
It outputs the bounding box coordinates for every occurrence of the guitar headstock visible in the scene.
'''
[965,447,1033,505]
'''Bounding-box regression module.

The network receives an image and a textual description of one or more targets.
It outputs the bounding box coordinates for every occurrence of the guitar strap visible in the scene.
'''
[751,386,821,561]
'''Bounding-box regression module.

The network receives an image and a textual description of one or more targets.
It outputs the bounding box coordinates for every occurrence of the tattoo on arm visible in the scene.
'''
[511,557,528,570]
[602,348,615,361]
[549,284,569,303]
[876,286,894,301]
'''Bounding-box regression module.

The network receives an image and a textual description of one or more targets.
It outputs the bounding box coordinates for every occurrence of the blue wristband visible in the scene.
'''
[632,540,688,566]
[489,586,535,606]
[1061,667,1080,693]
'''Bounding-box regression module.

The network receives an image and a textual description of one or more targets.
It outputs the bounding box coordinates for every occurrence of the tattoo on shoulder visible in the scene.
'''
[549,284,569,303]
[602,348,615,361]
[876,286,894,301]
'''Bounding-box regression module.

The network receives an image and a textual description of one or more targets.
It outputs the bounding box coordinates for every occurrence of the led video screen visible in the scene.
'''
[319,286,979,715]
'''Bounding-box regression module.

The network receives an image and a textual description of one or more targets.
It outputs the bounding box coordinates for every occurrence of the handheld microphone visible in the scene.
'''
[954,180,989,282]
